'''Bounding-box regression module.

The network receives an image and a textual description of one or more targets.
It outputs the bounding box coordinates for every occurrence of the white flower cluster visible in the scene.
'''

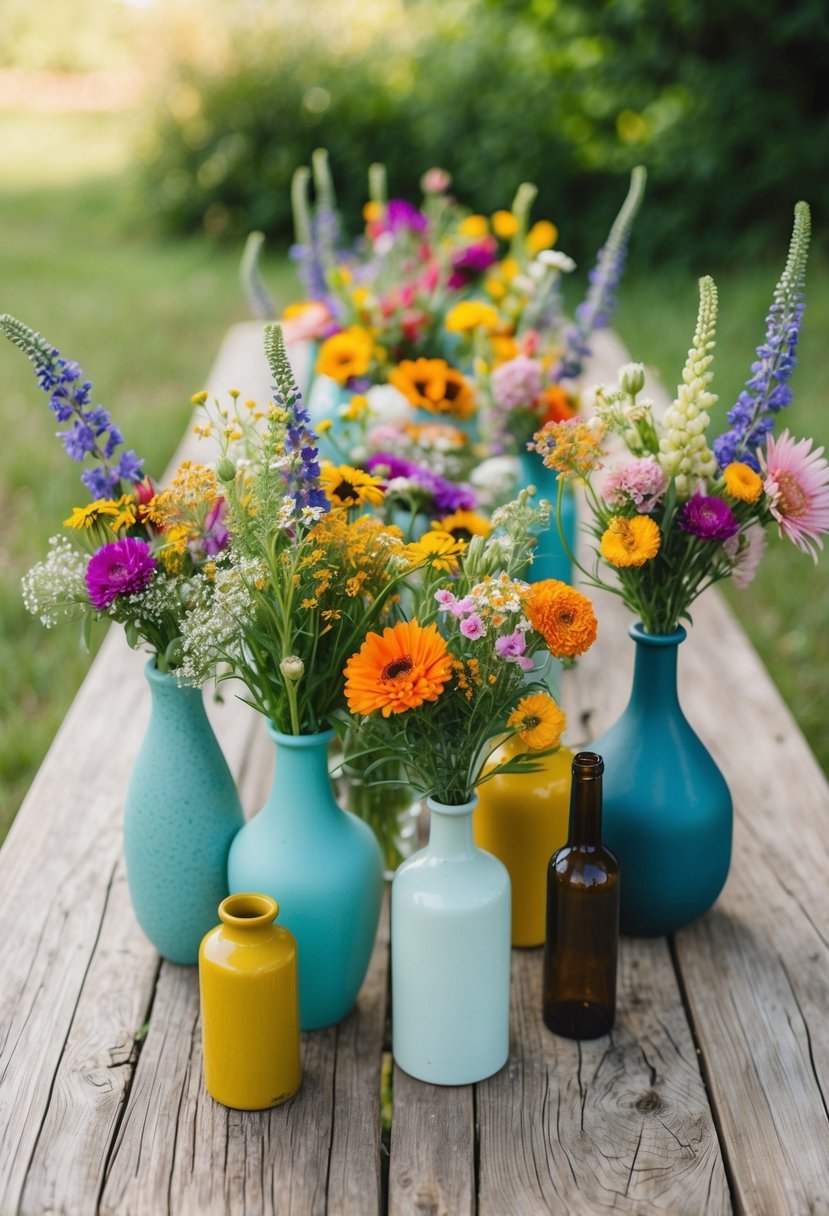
[21,535,88,627]
[178,554,262,684]
[658,276,719,498]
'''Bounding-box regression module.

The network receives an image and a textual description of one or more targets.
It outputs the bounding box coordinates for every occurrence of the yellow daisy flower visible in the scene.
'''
[432,510,492,543]
[508,693,567,751]
[723,462,763,504]
[63,499,120,529]
[599,516,661,567]
[405,530,466,572]
[316,327,374,385]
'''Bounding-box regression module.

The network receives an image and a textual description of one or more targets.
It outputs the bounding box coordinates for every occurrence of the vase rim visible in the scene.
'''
[144,658,193,687]
[266,723,336,747]
[219,892,279,927]
[629,622,687,646]
[426,793,479,816]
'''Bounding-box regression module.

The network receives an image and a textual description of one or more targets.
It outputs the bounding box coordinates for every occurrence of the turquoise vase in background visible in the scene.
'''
[591,623,733,936]
[123,661,244,965]
[516,449,576,586]
[227,727,384,1031]
[392,794,511,1085]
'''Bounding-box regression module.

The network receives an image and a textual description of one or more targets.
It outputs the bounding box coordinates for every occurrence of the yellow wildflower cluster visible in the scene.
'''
[531,418,606,479]
[452,656,484,700]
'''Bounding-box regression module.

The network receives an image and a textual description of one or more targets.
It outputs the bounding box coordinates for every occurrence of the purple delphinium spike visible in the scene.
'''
[713,202,811,472]
[556,166,646,382]
[0,314,144,497]
[263,323,330,522]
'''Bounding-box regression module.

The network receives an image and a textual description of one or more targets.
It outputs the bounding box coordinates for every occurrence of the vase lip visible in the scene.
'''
[426,793,479,816]
[144,658,193,687]
[219,892,279,927]
[630,621,687,647]
[266,723,336,747]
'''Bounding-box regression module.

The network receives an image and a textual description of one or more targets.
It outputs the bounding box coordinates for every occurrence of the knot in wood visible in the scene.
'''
[635,1088,663,1114]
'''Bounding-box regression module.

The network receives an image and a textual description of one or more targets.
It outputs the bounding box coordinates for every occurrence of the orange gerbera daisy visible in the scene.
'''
[538,385,578,426]
[525,579,598,658]
[320,462,385,508]
[344,619,453,717]
[508,693,567,750]
[389,358,476,420]
[316,327,374,385]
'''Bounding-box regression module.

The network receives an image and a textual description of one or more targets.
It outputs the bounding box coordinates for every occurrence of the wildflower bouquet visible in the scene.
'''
[1,315,228,671]
[180,324,413,734]
[342,492,598,805]
[530,202,829,635]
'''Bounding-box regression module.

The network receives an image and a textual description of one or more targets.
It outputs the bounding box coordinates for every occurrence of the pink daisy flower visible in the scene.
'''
[761,430,829,562]
[723,523,767,590]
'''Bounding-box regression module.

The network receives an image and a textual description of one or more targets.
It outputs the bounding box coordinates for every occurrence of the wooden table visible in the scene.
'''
[2,324,828,1215]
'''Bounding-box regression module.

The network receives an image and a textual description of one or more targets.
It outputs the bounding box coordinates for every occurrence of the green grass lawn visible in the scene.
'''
[1,109,826,840]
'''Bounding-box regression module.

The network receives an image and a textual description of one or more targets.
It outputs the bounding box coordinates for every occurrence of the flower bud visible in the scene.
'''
[216,456,237,483]
[619,362,646,396]
[280,656,305,682]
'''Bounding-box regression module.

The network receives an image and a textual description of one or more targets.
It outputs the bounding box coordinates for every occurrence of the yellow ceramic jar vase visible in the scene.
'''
[474,738,573,947]
[199,893,301,1110]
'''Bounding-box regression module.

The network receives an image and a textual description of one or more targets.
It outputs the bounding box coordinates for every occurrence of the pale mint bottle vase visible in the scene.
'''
[392,794,511,1085]
[591,623,733,937]
[516,449,576,586]
[123,661,245,965]
[227,727,384,1031]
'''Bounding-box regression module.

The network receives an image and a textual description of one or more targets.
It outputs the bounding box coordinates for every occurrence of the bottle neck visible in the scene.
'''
[266,727,340,827]
[628,623,685,714]
[569,775,602,846]
[426,796,478,859]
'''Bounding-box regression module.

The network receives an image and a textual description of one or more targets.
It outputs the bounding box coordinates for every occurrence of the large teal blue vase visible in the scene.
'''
[227,727,384,1030]
[516,449,576,585]
[591,623,732,936]
[392,795,511,1085]
[123,661,245,965]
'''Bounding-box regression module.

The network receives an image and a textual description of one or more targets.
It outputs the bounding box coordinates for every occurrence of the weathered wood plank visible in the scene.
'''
[101,893,391,1216]
[0,323,275,1214]
[388,1066,475,1216]
[477,939,730,1214]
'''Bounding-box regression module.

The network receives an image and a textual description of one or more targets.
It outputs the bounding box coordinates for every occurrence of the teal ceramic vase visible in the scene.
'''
[227,727,384,1031]
[591,623,733,936]
[516,449,576,585]
[123,661,245,965]
[391,794,511,1085]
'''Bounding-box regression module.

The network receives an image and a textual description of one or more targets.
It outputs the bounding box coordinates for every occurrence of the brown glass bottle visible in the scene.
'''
[543,751,619,1039]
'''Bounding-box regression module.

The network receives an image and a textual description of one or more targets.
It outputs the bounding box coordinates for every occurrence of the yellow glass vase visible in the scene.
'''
[474,738,573,947]
[199,893,302,1110]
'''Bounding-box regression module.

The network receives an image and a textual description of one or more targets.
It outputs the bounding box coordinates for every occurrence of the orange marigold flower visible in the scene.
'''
[538,385,578,426]
[344,619,453,717]
[508,693,567,750]
[316,327,374,385]
[389,358,476,420]
[723,461,763,504]
[599,515,661,568]
[525,579,598,658]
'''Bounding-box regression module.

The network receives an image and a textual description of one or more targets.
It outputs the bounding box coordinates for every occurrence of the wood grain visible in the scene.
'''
[388,1066,475,1216]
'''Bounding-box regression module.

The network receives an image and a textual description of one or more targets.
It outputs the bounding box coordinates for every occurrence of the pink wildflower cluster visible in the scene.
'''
[434,574,534,668]
[491,356,543,411]
[600,457,667,513]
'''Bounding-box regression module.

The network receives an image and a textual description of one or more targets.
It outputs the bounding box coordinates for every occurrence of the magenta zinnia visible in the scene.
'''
[761,429,829,562]
[677,494,740,542]
[86,537,156,609]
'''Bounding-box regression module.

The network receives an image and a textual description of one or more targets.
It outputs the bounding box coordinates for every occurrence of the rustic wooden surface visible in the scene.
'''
[1,322,827,1214]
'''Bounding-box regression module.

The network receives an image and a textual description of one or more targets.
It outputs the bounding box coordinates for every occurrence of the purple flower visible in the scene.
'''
[61,421,96,461]
[366,453,477,515]
[448,238,498,289]
[82,466,120,498]
[86,538,156,609]
[385,199,429,234]
[203,498,229,556]
[495,630,528,660]
[491,356,543,411]
[117,449,145,484]
[678,494,740,541]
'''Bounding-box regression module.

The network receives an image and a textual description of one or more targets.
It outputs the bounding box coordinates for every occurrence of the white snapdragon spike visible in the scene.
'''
[658,275,719,498]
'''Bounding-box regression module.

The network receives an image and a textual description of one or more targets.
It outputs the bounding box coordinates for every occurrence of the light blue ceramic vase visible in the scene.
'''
[227,727,384,1031]
[391,794,511,1085]
[516,448,577,586]
[591,623,733,936]
[123,661,244,965]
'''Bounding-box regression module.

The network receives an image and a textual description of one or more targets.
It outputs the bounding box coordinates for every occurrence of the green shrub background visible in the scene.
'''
[137,0,829,268]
